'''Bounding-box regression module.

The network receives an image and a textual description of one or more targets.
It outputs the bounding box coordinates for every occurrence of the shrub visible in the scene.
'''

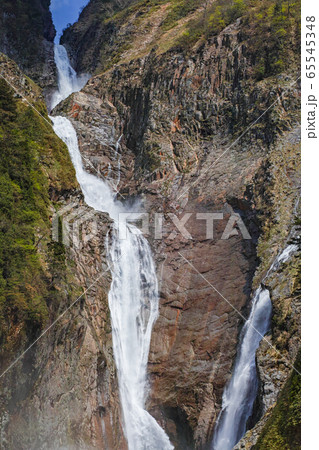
[176,0,300,79]
[0,78,76,353]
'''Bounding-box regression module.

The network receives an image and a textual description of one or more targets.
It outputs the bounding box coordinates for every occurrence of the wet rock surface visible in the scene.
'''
[56,19,300,447]
[0,2,300,449]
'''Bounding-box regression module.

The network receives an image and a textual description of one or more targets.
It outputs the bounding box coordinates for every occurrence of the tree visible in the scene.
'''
[0,78,17,122]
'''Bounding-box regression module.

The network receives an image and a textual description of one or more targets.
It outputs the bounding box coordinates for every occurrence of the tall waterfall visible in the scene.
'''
[211,288,272,450]
[50,45,89,110]
[212,244,298,450]
[50,45,172,450]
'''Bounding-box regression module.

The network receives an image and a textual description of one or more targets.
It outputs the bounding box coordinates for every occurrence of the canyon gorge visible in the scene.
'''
[0,1,301,449]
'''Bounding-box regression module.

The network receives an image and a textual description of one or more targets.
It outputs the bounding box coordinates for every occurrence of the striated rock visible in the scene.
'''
[0,58,125,449]
[58,13,300,447]
[1,1,301,448]
[3,200,126,450]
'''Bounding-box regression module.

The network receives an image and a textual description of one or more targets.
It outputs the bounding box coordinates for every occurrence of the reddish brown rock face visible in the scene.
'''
[54,83,263,448]
[51,16,300,442]
[144,201,258,448]
[0,2,300,448]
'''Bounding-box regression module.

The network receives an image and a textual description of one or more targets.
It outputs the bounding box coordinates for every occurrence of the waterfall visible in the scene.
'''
[50,44,173,450]
[212,244,298,450]
[50,45,89,110]
[211,288,272,450]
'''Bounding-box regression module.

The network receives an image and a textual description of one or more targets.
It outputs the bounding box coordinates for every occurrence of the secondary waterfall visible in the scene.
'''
[212,244,298,450]
[50,44,172,450]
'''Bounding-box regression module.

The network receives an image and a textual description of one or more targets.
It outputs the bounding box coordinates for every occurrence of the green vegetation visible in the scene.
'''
[178,0,249,45]
[161,0,202,31]
[62,0,299,79]
[0,78,76,353]
[142,141,162,172]
[177,0,300,79]
[245,0,300,80]
[96,0,164,69]
[255,352,301,449]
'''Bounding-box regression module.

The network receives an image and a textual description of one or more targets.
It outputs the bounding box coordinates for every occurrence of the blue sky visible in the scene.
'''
[51,0,90,41]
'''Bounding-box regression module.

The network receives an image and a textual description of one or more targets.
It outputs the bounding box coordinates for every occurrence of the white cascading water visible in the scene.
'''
[49,44,173,450]
[211,287,271,450]
[212,244,298,450]
[50,45,89,110]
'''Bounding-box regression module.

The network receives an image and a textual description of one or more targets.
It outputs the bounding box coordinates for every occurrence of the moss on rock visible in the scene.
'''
[254,352,301,449]
[0,76,77,359]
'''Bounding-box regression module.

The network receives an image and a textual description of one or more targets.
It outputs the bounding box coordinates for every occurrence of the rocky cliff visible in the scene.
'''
[0,0,56,92]
[0,0,301,449]
[58,0,300,447]
[0,55,127,449]
[61,0,136,73]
